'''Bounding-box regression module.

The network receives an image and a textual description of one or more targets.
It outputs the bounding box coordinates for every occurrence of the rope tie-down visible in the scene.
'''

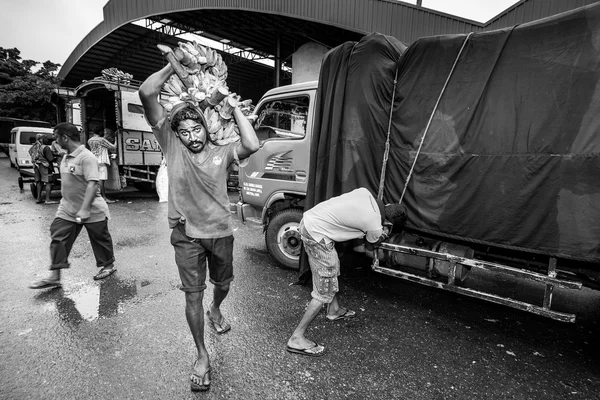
[373,32,474,269]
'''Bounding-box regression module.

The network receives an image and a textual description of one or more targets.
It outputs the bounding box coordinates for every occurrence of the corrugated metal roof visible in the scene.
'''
[485,0,599,30]
[58,0,600,101]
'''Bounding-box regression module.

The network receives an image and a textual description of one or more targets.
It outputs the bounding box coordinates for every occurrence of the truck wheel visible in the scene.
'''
[265,208,303,270]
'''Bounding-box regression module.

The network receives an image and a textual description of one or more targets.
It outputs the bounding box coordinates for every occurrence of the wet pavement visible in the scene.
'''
[1,152,600,400]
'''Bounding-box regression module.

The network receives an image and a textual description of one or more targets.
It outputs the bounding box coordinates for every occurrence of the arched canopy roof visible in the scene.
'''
[59,0,599,101]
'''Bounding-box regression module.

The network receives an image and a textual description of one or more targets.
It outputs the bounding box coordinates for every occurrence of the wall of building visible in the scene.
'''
[291,42,329,84]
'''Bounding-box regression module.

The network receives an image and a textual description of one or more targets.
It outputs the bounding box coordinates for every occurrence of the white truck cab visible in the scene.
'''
[237,81,318,269]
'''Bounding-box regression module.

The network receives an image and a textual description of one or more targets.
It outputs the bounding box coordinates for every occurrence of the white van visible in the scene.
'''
[8,126,55,170]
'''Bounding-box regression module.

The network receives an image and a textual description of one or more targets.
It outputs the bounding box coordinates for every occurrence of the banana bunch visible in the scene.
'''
[101,67,132,84]
[202,94,246,144]
[158,40,253,145]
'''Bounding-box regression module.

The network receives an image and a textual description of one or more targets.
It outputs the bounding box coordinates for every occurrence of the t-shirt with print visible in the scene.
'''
[88,135,115,165]
[302,187,383,244]
[56,145,109,223]
[152,117,238,239]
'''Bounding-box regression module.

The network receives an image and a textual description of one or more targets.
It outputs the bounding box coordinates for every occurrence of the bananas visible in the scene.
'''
[158,40,253,145]
[100,68,133,84]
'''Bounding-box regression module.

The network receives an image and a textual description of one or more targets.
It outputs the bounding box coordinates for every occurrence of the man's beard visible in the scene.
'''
[186,141,205,153]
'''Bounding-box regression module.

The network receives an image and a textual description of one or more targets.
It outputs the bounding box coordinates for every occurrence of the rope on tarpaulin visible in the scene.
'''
[373,31,474,270]
[397,32,474,205]
[376,67,399,201]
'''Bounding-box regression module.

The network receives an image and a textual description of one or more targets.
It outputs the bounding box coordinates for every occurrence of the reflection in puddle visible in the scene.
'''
[53,277,138,324]
[66,285,100,321]
[35,277,172,325]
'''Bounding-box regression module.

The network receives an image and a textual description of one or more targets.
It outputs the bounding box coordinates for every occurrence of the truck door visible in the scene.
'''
[9,129,16,165]
[118,90,162,166]
[240,91,313,206]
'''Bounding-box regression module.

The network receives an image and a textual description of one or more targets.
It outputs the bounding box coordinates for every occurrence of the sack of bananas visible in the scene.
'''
[157,41,254,145]
[101,67,133,84]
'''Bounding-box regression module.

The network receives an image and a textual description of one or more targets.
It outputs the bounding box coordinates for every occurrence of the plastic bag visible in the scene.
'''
[156,158,168,202]
[105,160,121,191]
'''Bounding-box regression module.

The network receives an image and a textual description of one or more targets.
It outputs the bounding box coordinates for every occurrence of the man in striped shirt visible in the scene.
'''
[87,125,116,203]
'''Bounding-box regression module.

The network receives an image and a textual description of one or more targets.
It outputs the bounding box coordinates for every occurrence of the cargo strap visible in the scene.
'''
[396,32,474,205]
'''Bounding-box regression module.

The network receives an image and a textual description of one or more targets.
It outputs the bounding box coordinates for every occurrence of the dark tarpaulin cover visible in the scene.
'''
[305,3,600,271]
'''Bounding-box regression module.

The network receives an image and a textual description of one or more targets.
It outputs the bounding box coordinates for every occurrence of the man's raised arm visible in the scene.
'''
[139,64,173,127]
[233,107,259,160]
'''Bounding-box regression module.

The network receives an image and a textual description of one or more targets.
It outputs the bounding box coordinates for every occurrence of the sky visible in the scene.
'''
[0,0,519,68]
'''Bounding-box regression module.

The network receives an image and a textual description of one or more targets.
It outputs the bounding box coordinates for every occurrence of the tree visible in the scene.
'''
[0,47,62,124]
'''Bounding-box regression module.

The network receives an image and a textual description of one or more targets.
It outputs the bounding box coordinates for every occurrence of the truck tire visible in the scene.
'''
[265,208,303,270]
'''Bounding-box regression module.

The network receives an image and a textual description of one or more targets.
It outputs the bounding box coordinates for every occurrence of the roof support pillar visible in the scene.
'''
[274,34,281,88]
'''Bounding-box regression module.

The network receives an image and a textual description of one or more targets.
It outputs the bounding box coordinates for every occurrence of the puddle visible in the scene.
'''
[36,277,159,324]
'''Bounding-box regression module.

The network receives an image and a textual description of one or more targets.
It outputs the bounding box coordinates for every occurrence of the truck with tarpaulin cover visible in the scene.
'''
[237,2,600,322]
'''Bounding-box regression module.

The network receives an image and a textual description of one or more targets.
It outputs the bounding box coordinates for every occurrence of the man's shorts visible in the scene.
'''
[170,222,234,293]
[34,164,50,183]
[98,163,108,180]
[299,220,339,304]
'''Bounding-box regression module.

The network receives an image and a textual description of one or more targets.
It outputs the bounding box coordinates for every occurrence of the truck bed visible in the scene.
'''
[307,3,600,265]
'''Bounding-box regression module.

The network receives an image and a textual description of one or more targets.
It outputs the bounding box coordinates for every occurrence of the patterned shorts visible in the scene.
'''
[299,220,339,304]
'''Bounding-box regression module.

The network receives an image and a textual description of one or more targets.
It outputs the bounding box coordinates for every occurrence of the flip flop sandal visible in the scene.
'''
[206,310,231,334]
[326,308,356,321]
[286,344,327,357]
[190,366,211,392]
[29,279,62,290]
[93,267,117,281]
